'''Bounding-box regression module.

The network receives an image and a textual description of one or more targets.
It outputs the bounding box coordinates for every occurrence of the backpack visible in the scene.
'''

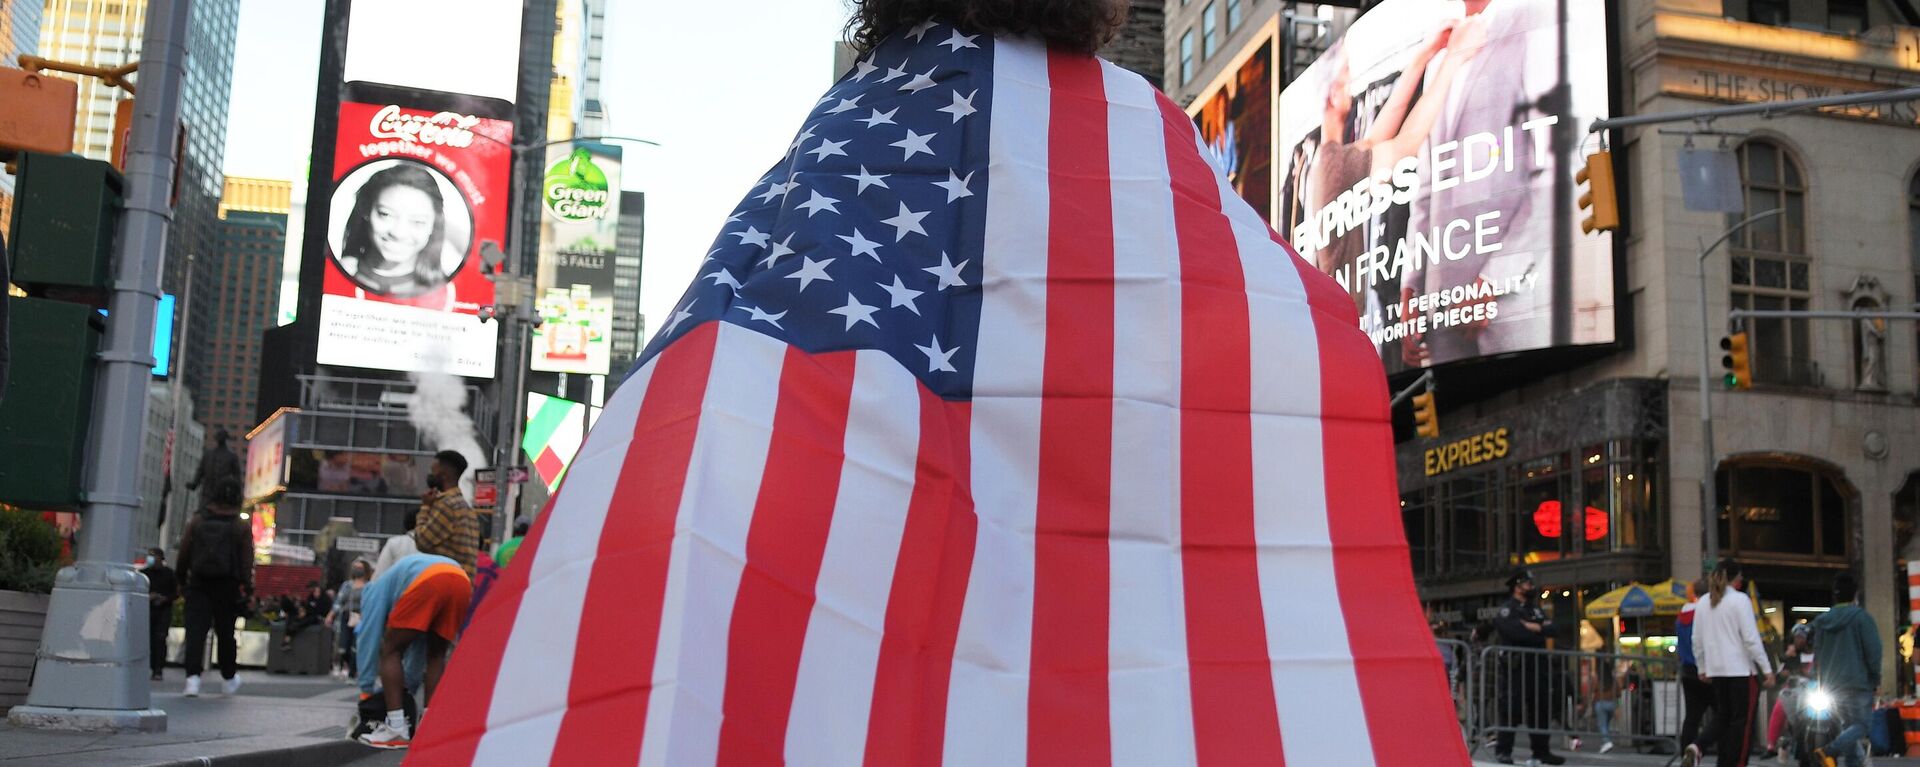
[189,513,239,578]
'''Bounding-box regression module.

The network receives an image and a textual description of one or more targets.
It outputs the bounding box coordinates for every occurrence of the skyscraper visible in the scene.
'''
[0,0,44,236]
[612,190,645,367]
[36,0,240,402]
[205,177,289,440]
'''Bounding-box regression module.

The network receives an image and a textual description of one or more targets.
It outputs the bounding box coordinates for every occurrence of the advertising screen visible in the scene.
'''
[1193,32,1276,224]
[1274,0,1613,372]
[314,100,511,377]
[531,142,622,374]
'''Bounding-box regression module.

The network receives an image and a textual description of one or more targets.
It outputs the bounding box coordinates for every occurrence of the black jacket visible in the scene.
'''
[1493,596,1552,648]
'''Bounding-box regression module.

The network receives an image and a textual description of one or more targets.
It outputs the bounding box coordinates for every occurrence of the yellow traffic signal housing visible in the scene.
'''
[1576,151,1620,234]
[1412,391,1440,439]
[1720,332,1752,389]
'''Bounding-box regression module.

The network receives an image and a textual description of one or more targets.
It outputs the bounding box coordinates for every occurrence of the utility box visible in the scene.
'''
[9,152,124,296]
[0,298,102,508]
[0,68,77,155]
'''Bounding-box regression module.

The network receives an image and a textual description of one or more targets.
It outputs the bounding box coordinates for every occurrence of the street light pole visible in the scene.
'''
[8,0,193,733]
[1696,208,1783,569]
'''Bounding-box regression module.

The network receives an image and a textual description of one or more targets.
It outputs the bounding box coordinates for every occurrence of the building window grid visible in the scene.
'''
[1226,0,1244,31]
[1730,140,1814,387]
[1180,29,1195,85]
[1202,2,1218,60]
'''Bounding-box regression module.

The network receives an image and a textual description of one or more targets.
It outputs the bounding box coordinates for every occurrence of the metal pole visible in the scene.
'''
[1730,309,1920,322]
[1696,208,1782,569]
[1590,86,1920,133]
[161,253,194,554]
[494,150,529,543]
[1549,0,1573,346]
[9,0,192,733]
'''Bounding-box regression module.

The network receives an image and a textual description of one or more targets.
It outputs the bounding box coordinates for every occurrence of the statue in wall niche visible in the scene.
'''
[1843,275,1890,392]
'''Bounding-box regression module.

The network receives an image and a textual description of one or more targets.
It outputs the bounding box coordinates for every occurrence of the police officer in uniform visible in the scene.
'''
[1493,568,1565,765]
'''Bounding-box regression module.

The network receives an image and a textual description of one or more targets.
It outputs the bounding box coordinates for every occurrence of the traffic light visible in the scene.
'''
[1720,332,1752,390]
[1412,391,1440,439]
[1576,150,1619,234]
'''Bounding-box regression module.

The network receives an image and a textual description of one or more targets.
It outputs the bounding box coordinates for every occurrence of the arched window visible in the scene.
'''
[1731,140,1813,386]
[1715,458,1851,562]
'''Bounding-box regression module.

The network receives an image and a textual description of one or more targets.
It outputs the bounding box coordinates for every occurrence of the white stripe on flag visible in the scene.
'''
[1208,136,1377,762]
[945,35,1052,767]
[473,357,656,767]
[783,350,923,766]
[638,323,788,767]
[1100,59,1199,767]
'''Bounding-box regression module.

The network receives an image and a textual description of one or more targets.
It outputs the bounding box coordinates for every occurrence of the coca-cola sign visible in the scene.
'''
[368,104,481,148]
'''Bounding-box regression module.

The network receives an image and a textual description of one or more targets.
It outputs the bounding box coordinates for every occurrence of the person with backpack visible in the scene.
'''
[1811,572,1881,767]
[176,477,255,697]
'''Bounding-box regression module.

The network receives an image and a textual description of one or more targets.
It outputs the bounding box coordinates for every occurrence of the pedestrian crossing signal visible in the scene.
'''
[1412,391,1440,439]
[1720,332,1751,389]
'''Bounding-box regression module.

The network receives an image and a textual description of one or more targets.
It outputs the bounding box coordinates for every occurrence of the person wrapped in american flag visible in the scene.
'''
[411,1,1466,764]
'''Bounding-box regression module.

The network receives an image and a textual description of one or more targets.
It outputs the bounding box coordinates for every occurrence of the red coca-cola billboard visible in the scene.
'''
[314,100,512,377]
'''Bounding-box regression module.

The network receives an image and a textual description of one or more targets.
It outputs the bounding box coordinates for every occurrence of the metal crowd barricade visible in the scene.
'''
[1436,638,1476,744]
[1470,645,1684,759]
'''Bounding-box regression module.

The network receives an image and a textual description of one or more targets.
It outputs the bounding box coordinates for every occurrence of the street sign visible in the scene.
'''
[475,466,530,484]
[335,536,379,554]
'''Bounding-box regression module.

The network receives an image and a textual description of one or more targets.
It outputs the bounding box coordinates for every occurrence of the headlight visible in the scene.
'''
[1807,688,1834,714]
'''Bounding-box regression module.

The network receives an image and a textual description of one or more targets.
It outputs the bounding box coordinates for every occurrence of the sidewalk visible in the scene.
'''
[1470,745,1920,766]
[0,668,388,767]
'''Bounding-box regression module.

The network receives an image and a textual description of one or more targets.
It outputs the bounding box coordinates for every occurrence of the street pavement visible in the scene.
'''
[0,667,383,766]
[1469,744,1920,766]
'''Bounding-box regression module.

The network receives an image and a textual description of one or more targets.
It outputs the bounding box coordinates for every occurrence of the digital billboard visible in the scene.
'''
[530,143,622,375]
[1193,29,1276,224]
[1273,0,1614,372]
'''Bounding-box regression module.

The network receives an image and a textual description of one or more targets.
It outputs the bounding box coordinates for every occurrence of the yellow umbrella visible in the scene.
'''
[1585,580,1691,619]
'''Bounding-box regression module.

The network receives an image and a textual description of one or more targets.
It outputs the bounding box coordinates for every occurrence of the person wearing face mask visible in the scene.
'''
[329,559,374,681]
[414,450,480,577]
[337,163,456,301]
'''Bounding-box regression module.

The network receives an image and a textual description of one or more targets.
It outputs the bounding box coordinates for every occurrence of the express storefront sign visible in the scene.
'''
[1424,427,1511,477]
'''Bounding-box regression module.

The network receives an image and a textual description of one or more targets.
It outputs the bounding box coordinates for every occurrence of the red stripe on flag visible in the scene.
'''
[1282,239,1469,764]
[548,323,722,765]
[1027,49,1116,767]
[715,348,860,765]
[410,493,563,763]
[1156,94,1288,765]
[863,393,975,767]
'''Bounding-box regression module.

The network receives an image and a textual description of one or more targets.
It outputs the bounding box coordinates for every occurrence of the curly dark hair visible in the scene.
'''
[847,0,1129,55]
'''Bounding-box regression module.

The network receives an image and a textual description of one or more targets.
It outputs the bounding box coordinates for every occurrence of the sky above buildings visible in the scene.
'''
[223,0,855,345]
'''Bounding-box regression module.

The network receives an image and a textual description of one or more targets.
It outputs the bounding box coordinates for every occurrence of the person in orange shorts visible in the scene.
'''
[353,552,470,749]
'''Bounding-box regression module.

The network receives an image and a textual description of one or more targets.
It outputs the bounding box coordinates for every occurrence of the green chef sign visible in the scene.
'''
[543,147,612,221]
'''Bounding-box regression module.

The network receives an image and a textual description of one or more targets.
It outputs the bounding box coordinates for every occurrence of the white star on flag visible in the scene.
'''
[795,190,841,217]
[807,138,850,161]
[938,90,978,123]
[881,203,930,242]
[660,300,695,335]
[837,229,883,261]
[703,268,743,291]
[940,30,980,51]
[899,67,939,94]
[850,59,878,82]
[923,252,969,289]
[916,334,960,372]
[731,226,771,247]
[906,19,937,41]
[755,180,798,203]
[784,256,836,292]
[891,129,936,160]
[825,96,861,115]
[881,274,924,315]
[738,304,787,329]
[843,166,891,195]
[879,63,909,83]
[827,292,881,330]
[786,126,815,154]
[933,170,975,203]
[758,234,797,269]
[858,107,899,129]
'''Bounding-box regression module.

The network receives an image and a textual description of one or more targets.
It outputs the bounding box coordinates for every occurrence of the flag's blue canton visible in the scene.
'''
[640,21,991,400]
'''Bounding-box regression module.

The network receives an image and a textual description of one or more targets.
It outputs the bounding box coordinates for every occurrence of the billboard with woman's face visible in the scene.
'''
[315,100,511,377]
[1274,0,1613,373]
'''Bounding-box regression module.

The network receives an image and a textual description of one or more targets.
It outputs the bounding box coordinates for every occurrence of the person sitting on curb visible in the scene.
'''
[354,552,471,750]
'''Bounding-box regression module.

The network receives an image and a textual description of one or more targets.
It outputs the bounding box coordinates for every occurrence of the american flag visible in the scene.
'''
[415,22,1465,766]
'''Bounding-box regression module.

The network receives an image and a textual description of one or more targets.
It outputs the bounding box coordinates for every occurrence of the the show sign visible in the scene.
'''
[314,100,510,377]
[1273,0,1615,372]
[243,408,291,502]
[531,143,622,375]
[1192,25,1276,224]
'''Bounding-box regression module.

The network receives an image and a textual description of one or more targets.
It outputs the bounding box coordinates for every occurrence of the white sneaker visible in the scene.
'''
[183,675,201,697]
[358,721,411,749]
[222,675,242,695]
[1600,741,1615,754]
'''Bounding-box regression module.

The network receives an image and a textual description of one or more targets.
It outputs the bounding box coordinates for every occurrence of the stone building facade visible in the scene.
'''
[1172,0,1920,688]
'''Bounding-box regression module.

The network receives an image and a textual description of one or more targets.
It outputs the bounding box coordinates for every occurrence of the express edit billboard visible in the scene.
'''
[530,142,622,375]
[1274,0,1614,372]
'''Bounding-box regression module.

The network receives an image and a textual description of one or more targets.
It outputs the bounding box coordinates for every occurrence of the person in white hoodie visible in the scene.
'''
[1681,560,1777,767]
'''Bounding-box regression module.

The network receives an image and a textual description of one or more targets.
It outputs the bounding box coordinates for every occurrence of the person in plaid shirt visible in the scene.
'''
[415,450,480,576]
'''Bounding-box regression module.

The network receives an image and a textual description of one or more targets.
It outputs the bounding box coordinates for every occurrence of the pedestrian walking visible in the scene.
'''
[176,478,254,697]
[354,553,472,750]
[141,547,178,681]
[1763,623,1815,759]
[1682,560,1776,767]
[327,559,372,680]
[1677,578,1716,750]
[1493,568,1566,765]
[414,450,479,576]
[1810,572,1881,767]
